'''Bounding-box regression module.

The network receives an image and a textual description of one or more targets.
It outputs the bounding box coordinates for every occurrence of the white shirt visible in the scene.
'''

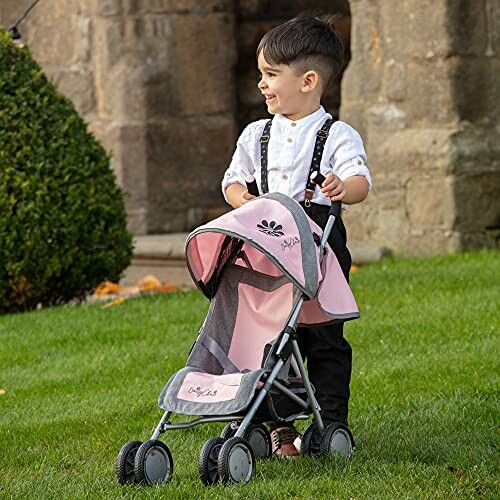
[222,106,371,206]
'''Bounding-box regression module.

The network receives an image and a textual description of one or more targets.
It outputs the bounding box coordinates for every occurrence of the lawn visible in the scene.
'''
[0,251,498,499]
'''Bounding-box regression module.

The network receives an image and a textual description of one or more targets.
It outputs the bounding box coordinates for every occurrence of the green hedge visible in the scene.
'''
[0,31,133,313]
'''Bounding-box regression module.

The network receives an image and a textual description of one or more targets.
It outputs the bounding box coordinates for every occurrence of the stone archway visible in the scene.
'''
[342,0,500,255]
[1,0,498,256]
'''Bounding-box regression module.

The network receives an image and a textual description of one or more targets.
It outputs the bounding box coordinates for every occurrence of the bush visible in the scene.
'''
[0,31,133,313]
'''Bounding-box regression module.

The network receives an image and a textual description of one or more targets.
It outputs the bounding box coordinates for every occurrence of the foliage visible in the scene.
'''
[0,31,132,312]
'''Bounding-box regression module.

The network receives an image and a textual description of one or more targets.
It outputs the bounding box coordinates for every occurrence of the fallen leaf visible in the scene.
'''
[350,265,359,273]
[137,274,162,291]
[94,281,122,296]
[0,388,6,395]
[102,297,126,308]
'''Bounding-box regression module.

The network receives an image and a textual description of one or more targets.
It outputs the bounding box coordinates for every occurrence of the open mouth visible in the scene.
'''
[264,94,276,102]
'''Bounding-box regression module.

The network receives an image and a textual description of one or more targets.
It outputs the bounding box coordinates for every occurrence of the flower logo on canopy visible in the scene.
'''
[257,220,284,237]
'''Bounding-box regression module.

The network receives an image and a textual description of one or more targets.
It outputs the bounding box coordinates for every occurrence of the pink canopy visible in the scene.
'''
[185,193,359,325]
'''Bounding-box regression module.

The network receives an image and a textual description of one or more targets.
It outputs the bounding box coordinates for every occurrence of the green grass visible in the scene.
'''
[0,251,498,499]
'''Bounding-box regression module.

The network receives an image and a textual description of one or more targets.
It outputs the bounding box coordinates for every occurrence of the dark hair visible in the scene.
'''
[256,15,344,86]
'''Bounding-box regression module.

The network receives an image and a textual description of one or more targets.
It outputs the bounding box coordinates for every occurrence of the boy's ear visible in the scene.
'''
[301,70,320,93]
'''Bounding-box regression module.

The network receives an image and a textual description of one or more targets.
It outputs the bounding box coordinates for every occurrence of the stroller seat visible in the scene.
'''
[159,263,299,416]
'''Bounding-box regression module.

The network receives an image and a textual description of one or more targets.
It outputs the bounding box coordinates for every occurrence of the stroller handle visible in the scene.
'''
[309,172,342,218]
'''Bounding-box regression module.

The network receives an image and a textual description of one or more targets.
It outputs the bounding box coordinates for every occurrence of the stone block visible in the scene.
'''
[453,170,500,231]
[175,12,237,115]
[366,128,454,177]
[453,57,500,124]
[367,104,408,130]
[382,59,407,102]
[406,59,458,126]
[50,66,96,116]
[406,175,455,230]
[450,127,500,174]
[93,15,176,121]
[406,229,461,256]
[446,0,489,56]
[341,2,383,103]
[380,0,450,59]
[24,2,80,66]
[106,123,150,234]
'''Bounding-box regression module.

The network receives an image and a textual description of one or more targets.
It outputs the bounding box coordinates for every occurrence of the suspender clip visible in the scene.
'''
[259,135,270,143]
[317,129,329,138]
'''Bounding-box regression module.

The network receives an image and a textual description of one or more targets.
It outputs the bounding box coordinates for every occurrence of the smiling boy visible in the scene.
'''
[221,15,371,457]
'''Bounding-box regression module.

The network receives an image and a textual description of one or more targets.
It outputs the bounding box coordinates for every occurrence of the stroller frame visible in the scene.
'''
[116,200,355,487]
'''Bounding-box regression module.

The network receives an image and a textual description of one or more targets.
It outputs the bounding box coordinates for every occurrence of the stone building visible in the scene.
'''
[1,0,499,256]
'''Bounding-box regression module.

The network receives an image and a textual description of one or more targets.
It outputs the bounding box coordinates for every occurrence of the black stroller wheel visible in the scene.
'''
[220,422,238,440]
[243,424,272,459]
[134,439,174,485]
[301,423,323,456]
[218,437,255,485]
[116,440,142,484]
[198,437,225,485]
[319,422,355,458]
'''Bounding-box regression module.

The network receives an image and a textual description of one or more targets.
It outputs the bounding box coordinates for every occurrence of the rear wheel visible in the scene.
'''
[243,424,271,459]
[319,422,355,458]
[220,422,238,441]
[198,437,224,485]
[301,423,323,456]
[134,439,174,485]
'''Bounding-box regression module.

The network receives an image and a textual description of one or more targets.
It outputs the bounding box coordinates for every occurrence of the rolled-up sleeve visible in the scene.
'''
[221,124,255,202]
[327,122,372,190]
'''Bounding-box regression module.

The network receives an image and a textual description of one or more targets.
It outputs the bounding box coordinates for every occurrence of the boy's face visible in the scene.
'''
[257,51,310,120]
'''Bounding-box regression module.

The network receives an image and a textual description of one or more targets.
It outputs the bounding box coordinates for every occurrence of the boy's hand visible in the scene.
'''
[320,173,346,202]
[225,183,256,208]
[240,190,256,206]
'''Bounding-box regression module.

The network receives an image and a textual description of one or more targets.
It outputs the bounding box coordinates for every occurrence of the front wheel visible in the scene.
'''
[134,439,174,485]
[116,440,142,484]
[218,437,255,485]
[198,437,225,485]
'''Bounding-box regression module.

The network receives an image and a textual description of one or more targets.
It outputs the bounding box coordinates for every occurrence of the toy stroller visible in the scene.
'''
[116,189,359,487]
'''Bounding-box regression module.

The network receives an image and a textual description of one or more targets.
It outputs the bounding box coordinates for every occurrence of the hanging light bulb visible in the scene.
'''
[8,26,25,48]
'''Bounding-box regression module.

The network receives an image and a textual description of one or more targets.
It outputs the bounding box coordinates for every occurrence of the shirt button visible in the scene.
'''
[358,160,363,165]
[291,123,297,127]
[287,138,293,143]
[282,175,288,180]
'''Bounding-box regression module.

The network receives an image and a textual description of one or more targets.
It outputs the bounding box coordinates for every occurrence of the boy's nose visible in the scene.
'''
[258,79,266,90]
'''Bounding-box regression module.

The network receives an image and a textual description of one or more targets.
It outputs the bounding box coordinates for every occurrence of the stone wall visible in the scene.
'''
[341,0,500,255]
[1,0,498,254]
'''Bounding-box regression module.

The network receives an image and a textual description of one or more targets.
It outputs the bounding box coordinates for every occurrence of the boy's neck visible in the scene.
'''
[282,101,322,121]
[283,104,321,121]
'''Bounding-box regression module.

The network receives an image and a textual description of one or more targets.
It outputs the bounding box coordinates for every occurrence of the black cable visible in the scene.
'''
[8,0,42,40]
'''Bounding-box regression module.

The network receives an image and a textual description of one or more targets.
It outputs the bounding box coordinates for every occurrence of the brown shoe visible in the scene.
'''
[271,426,300,458]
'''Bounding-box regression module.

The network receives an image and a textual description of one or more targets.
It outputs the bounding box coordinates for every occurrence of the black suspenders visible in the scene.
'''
[259,119,272,194]
[259,117,335,206]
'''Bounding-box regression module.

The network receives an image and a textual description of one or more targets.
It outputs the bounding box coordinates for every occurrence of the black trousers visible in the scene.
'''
[297,202,353,425]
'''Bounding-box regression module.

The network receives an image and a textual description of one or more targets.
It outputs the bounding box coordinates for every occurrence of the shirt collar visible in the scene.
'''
[274,105,327,129]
